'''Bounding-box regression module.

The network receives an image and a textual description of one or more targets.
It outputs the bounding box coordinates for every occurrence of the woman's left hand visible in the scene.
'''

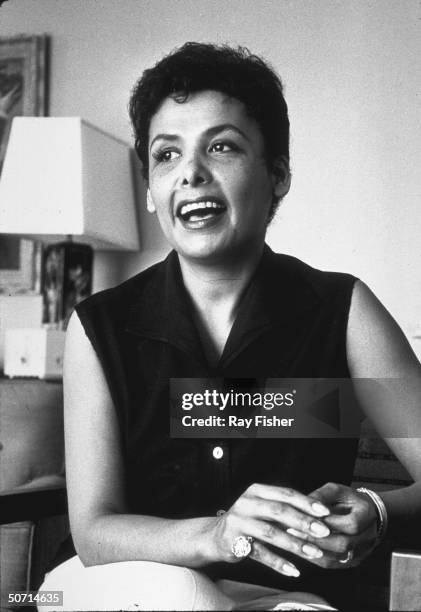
[288,482,379,569]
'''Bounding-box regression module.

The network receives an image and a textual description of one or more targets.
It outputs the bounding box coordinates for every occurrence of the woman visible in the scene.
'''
[41,43,421,611]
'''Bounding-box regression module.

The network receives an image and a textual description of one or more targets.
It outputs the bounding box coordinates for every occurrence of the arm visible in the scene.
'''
[64,311,216,567]
[64,311,335,574]
[292,281,421,565]
[347,280,421,535]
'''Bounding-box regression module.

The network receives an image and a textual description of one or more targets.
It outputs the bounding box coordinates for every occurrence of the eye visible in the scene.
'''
[152,148,180,163]
[209,141,239,153]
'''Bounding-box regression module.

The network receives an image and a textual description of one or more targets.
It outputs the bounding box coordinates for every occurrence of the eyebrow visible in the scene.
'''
[149,123,251,151]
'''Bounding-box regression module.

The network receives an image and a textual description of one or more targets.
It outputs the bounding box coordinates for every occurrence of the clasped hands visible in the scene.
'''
[212,482,379,577]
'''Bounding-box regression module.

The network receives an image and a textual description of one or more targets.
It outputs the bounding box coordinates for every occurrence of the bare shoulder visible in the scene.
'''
[64,310,113,405]
[64,310,118,436]
[65,309,100,374]
[347,281,421,480]
[347,280,420,377]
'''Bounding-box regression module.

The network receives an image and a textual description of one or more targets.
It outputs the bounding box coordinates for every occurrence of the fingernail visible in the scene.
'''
[282,562,300,577]
[312,502,330,516]
[287,528,304,538]
[310,522,330,537]
[302,544,323,559]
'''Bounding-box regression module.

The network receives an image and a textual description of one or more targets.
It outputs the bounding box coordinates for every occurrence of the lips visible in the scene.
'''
[176,198,227,223]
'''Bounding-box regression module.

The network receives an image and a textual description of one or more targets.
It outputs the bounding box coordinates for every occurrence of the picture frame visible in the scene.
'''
[0,237,42,295]
[0,34,48,294]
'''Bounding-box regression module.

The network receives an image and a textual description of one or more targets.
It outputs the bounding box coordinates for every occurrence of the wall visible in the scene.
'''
[1,0,420,355]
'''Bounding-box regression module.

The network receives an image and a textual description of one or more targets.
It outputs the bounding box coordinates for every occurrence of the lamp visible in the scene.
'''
[0,116,139,328]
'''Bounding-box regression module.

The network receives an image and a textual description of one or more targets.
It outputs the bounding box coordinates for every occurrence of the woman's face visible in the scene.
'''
[148,89,287,264]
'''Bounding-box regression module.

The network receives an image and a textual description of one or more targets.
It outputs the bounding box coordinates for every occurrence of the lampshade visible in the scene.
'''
[0,117,139,250]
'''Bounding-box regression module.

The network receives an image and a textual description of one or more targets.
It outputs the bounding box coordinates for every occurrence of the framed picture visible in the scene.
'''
[0,237,42,295]
[0,34,48,294]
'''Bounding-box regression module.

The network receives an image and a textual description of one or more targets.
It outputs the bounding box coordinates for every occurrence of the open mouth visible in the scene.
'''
[177,200,227,223]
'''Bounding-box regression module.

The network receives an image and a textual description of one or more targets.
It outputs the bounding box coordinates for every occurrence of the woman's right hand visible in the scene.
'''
[209,483,331,577]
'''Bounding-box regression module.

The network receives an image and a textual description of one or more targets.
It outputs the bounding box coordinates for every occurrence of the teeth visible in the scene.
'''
[179,201,224,217]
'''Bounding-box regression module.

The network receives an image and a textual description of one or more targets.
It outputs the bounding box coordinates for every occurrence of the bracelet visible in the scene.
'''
[356,487,388,542]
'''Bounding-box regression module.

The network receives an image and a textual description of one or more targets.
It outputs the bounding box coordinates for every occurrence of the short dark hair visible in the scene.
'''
[129,42,290,216]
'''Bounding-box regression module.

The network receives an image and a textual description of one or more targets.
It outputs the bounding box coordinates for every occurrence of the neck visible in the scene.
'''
[178,244,265,318]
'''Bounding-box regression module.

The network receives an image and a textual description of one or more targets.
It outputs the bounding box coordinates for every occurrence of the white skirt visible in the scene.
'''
[39,555,336,611]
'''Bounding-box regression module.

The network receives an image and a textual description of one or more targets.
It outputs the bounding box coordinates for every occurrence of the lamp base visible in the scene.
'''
[42,241,93,329]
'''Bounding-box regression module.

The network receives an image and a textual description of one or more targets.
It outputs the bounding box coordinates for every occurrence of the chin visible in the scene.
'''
[178,246,226,264]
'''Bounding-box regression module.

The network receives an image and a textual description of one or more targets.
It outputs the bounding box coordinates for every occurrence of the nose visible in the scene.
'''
[180,151,212,187]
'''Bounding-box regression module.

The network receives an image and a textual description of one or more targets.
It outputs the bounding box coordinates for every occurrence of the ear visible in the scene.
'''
[146,188,156,213]
[271,156,291,200]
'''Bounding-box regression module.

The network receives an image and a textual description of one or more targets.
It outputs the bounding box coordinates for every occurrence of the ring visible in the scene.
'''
[232,535,254,558]
[339,550,354,564]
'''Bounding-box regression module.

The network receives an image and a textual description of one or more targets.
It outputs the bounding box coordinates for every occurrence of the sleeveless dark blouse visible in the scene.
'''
[55,245,361,607]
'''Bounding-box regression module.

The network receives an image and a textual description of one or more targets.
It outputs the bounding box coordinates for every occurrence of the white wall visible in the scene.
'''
[1,0,420,354]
